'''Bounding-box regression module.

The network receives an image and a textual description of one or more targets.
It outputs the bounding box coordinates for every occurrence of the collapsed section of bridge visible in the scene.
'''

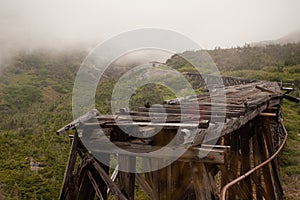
[57,75,295,200]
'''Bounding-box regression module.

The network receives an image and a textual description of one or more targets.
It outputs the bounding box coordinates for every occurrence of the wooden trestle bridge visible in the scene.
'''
[57,74,297,200]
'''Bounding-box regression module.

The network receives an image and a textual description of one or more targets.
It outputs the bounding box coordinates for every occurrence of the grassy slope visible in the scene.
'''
[280,101,300,199]
[0,50,173,199]
[0,50,83,199]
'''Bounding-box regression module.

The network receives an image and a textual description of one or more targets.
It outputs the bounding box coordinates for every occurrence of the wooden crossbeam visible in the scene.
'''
[116,111,226,122]
[90,157,129,200]
[135,174,155,200]
[138,107,242,118]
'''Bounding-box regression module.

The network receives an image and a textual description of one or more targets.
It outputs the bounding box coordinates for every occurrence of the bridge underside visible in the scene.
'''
[58,78,287,200]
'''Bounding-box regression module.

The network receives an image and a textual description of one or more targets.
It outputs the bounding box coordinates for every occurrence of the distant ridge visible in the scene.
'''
[252,30,300,47]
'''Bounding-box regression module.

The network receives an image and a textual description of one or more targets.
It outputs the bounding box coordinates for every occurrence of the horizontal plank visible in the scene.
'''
[83,121,209,129]
[115,112,227,122]
[138,107,242,118]
[87,140,227,164]
[259,113,277,117]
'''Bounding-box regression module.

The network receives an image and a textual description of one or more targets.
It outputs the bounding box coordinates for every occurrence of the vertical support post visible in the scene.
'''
[59,131,79,200]
[90,153,110,200]
[118,155,136,200]
[228,131,239,200]
[257,121,276,200]
[151,129,177,200]
[261,117,283,200]
[252,128,264,200]
[158,164,169,200]
[240,124,252,199]
[221,134,231,188]
[170,161,192,200]
[78,169,96,200]
[192,163,212,200]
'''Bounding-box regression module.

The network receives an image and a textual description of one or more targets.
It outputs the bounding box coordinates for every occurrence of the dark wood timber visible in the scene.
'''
[57,77,289,200]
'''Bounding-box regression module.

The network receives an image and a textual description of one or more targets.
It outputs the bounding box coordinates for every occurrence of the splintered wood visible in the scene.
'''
[58,77,286,200]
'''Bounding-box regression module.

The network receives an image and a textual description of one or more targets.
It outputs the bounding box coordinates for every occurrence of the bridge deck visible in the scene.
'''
[58,79,287,200]
[80,80,282,149]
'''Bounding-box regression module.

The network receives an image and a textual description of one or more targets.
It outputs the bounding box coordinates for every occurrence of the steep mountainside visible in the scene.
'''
[0,49,86,199]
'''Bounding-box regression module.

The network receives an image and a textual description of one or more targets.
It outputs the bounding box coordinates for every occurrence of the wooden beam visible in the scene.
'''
[169,161,193,200]
[255,85,275,93]
[252,128,264,200]
[87,170,104,200]
[257,125,276,200]
[283,94,300,103]
[73,157,92,199]
[116,111,226,122]
[192,163,212,200]
[59,131,79,200]
[135,173,155,200]
[259,113,277,117]
[138,107,242,118]
[118,155,136,200]
[91,158,128,200]
[227,131,241,200]
[240,125,252,199]
[78,170,95,200]
[262,118,284,200]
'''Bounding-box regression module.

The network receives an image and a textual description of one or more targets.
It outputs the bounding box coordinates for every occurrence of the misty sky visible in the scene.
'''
[0,0,300,51]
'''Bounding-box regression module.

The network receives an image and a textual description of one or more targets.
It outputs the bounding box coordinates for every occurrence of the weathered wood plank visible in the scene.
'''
[192,163,212,200]
[262,117,284,200]
[257,124,276,200]
[116,111,226,122]
[59,131,79,200]
[138,107,243,118]
[135,173,155,200]
[170,161,193,200]
[87,170,104,200]
[90,157,128,200]
[84,121,208,129]
[73,157,92,199]
[78,170,95,200]
[240,125,252,199]
[118,155,136,200]
[252,129,265,200]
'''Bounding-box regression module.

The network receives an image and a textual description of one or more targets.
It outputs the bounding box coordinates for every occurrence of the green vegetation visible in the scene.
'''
[0,50,84,199]
[270,100,300,199]
[0,42,299,199]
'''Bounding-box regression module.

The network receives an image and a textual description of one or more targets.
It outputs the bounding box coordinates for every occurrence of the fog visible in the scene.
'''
[1,0,300,66]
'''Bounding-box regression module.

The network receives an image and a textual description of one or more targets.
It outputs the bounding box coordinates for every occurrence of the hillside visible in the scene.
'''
[252,30,300,47]
[0,43,299,199]
[0,49,171,199]
[167,42,300,72]
[0,49,86,199]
